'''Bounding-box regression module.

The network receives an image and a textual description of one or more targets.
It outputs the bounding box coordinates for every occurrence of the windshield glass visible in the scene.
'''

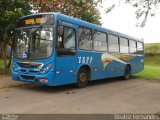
[14,27,53,60]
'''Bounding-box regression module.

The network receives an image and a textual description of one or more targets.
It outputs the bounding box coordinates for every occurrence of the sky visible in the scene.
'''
[100,0,160,43]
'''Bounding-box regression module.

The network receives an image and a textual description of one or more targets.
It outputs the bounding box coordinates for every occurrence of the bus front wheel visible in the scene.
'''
[76,68,89,88]
[124,65,131,80]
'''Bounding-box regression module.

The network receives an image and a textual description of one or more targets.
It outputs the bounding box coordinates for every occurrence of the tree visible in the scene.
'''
[145,44,160,56]
[105,0,160,27]
[31,0,102,25]
[0,0,31,74]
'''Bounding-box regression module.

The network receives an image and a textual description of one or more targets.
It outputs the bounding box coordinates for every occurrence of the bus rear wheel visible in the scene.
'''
[124,65,131,80]
[76,68,89,88]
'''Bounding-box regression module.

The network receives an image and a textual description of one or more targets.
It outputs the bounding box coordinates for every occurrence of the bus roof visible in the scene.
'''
[19,12,143,42]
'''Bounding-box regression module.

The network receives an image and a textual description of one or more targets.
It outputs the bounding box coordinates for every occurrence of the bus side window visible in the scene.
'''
[137,42,144,55]
[129,40,136,54]
[120,37,129,54]
[63,27,76,49]
[93,31,107,52]
[108,34,119,53]
[78,27,92,50]
[57,26,76,50]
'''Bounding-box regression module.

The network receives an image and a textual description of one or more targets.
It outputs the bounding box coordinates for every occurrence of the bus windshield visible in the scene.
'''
[14,27,53,60]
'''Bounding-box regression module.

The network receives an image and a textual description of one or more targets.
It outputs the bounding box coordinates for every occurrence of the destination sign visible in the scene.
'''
[17,14,54,27]
[24,18,45,25]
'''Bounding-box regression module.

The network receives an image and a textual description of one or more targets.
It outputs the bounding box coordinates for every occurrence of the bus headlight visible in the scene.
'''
[12,64,19,72]
[41,64,53,74]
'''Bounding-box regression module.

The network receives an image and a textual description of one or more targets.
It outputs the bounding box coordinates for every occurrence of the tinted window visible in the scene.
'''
[94,31,107,51]
[79,27,92,50]
[108,34,119,52]
[120,37,129,53]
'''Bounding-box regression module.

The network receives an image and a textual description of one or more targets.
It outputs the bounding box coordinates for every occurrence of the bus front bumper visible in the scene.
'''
[12,71,55,86]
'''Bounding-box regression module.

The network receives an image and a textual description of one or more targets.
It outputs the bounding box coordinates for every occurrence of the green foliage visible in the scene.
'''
[145,43,160,56]
[80,8,101,25]
[0,0,31,74]
[0,59,8,68]
[0,0,31,42]
[65,0,102,25]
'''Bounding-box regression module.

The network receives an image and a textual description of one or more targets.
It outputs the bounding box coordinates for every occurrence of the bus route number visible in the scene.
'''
[78,56,93,64]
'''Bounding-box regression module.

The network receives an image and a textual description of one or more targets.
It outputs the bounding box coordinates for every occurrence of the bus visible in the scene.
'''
[12,12,144,88]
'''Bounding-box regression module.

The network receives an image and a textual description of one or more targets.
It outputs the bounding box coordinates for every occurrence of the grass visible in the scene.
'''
[134,43,160,80]
[134,55,160,80]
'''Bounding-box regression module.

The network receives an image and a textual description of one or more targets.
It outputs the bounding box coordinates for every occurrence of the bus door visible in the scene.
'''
[55,23,78,85]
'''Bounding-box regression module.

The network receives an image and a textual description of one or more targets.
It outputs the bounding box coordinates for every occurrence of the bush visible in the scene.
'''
[145,44,160,56]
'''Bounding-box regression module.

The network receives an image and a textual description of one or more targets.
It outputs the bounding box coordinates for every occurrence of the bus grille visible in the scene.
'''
[20,70,38,74]
[17,61,42,68]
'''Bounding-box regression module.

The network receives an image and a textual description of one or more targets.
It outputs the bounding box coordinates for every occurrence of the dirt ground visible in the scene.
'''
[0,78,160,114]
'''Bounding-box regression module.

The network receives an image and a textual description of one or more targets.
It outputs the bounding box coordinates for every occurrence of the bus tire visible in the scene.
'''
[123,65,131,80]
[76,67,89,88]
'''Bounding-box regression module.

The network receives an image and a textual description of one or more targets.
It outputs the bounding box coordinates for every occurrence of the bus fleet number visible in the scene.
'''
[78,56,93,64]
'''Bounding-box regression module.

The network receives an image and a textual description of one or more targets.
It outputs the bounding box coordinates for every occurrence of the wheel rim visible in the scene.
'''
[79,72,87,83]
[77,68,89,88]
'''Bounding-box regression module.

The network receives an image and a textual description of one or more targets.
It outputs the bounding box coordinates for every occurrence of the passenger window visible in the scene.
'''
[108,34,119,52]
[137,42,143,49]
[93,31,107,51]
[129,40,136,54]
[57,26,76,50]
[137,42,144,54]
[120,37,129,53]
[78,27,92,50]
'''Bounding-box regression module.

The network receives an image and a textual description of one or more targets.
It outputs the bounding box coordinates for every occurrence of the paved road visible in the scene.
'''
[0,78,160,114]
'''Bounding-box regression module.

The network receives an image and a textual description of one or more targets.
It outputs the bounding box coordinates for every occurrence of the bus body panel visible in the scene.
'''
[130,55,144,74]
